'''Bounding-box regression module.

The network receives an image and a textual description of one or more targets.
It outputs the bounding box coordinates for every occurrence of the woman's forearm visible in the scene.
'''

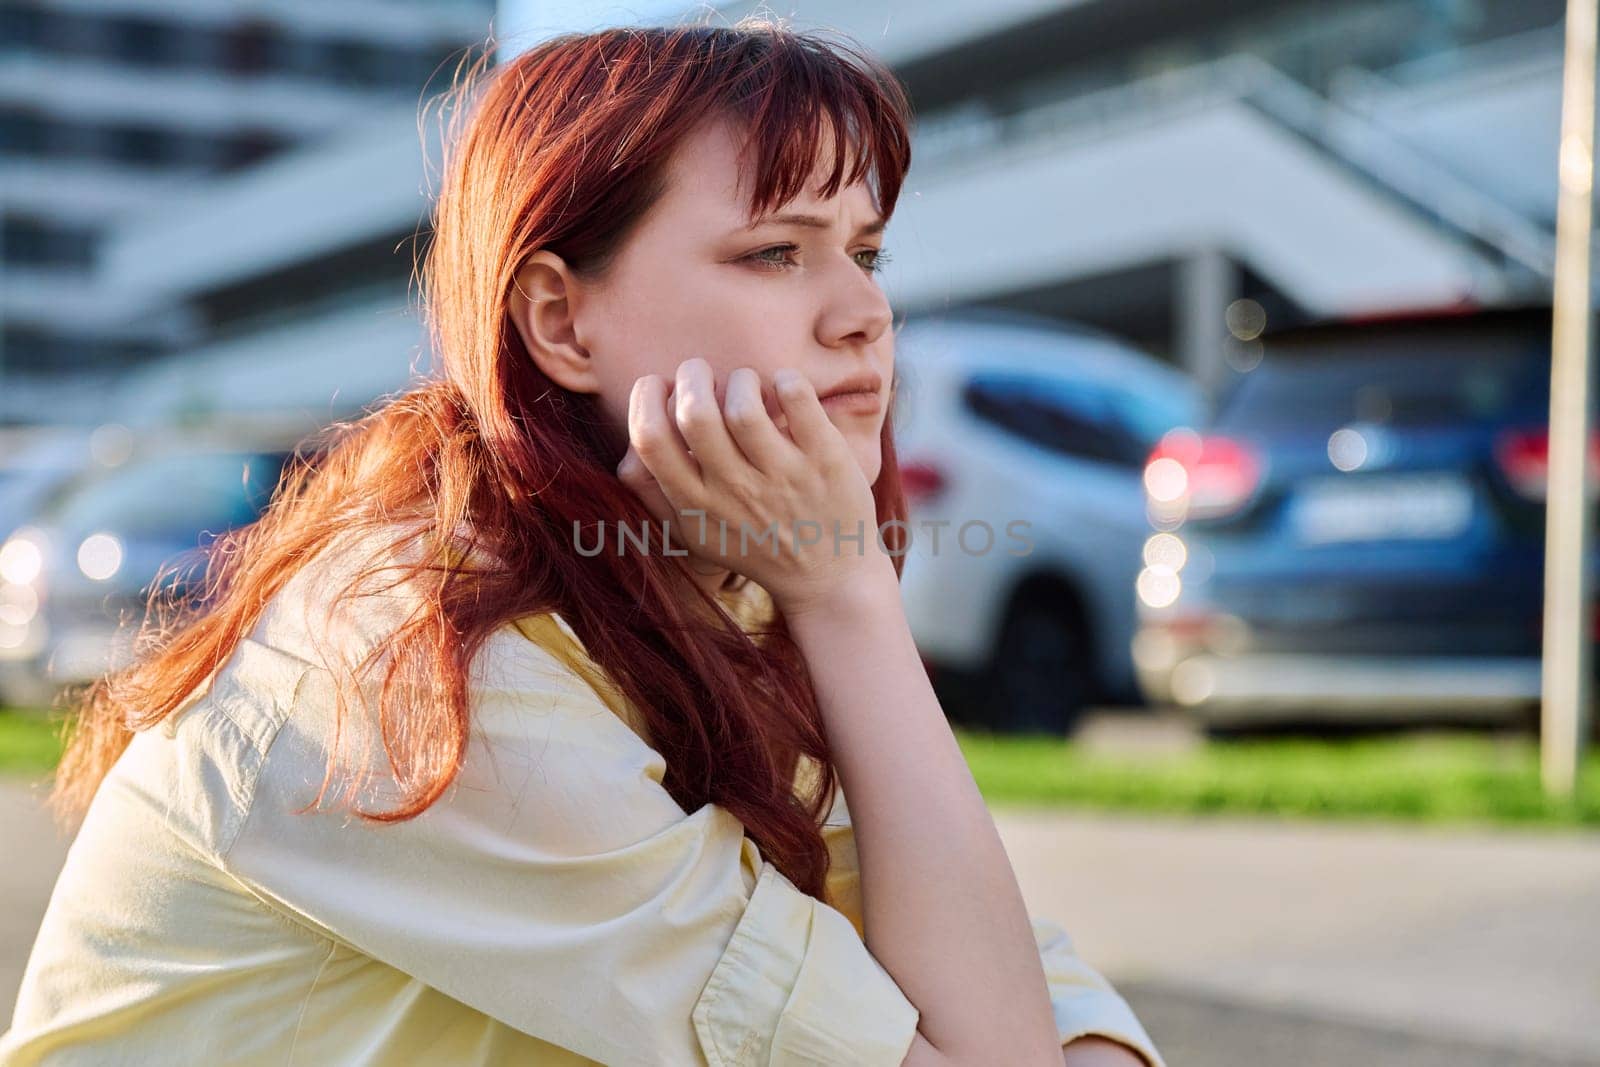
[783,558,1062,1066]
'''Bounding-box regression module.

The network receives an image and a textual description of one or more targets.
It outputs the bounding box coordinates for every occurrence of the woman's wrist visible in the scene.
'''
[772,551,901,628]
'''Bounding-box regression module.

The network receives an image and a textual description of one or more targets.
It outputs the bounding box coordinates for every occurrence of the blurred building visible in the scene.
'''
[0,0,494,427]
[98,105,451,438]
[37,0,1584,440]
[713,0,1571,404]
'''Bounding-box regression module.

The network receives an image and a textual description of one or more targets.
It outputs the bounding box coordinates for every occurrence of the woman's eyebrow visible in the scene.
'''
[739,212,887,237]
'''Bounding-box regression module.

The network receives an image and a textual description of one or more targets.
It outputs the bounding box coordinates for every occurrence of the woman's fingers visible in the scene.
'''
[615,442,676,524]
[772,368,840,460]
[616,359,882,605]
[672,358,745,482]
[627,373,702,505]
[723,367,799,475]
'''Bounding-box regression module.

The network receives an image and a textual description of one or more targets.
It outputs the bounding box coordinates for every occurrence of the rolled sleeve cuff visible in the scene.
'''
[693,862,920,1067]
[1053,989,1166,1067]
[1033,919,1165,1067]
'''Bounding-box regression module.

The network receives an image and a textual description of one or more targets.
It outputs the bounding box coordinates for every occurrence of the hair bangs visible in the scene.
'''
[720,29,912,228]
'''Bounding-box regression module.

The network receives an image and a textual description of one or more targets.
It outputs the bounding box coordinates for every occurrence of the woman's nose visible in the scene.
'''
[820,264,893,347]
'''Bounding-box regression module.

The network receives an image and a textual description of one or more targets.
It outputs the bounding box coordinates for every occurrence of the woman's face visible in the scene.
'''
[514,116,896,486]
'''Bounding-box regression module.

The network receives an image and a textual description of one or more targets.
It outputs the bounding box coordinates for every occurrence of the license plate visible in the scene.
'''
[1289,473,1475,545]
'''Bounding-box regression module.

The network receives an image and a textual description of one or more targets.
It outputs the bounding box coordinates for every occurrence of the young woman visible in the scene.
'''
[1,21,1163,1067]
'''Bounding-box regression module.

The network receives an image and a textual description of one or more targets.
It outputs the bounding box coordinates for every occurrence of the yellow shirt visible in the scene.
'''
[0,524,1164,1066]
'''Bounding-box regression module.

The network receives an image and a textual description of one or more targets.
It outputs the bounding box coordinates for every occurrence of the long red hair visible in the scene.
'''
[49,18,916,900]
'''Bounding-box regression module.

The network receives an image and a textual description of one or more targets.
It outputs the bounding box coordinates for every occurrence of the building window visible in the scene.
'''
[104,122,185,167]
[1,216,98,270]
[0,108,49,154]
[109,15,172,67]
[222,19,276,76]
[324,39,402,88]
[0,4,45,53]
[222,129,286,170]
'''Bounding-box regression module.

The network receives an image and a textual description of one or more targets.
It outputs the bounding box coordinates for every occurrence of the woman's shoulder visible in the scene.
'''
[249,517,440,670]
[249,516,778,751]
[252,518,622,714]
[485,609,654,747]
[503,577,779,727]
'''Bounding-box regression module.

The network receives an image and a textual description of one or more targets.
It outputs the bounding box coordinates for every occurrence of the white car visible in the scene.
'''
[890,310,1203,733]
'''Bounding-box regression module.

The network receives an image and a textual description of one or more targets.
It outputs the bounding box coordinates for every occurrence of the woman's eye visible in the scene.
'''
[744,244,894,274]
[746,244,798,270]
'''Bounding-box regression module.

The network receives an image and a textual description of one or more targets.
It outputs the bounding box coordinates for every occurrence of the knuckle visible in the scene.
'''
[676,395,715,427]
[808,454,841,483]
[728,478,766,512]
[725,398,762,426]
[632,425,666,460]
[624,452,653,480]
[771,463,808,495]
[630,374,659,406]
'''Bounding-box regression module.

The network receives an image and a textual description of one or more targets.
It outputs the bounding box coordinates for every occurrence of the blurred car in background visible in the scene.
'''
[1133,304,1599,729]
[0,437,295,707]
[892,310,1204,734]
[0,428,103,545]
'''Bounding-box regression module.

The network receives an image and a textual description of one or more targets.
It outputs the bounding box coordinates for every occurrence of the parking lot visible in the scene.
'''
[4,4,1600,1061]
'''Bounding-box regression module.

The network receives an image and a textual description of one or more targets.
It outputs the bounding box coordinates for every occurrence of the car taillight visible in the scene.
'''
[1143,429,1262,520]
[899,460,948,507]
[1493,426,1600,500]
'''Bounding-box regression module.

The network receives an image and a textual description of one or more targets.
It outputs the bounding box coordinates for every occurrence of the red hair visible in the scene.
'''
[50,18,916,900]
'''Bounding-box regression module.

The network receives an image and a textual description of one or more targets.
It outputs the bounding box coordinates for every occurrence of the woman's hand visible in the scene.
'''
[615,357,888,616]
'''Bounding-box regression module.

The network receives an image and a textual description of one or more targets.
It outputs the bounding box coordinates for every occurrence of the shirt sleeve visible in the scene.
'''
[819,788,1166,1067]
[219,620,920,1067]
[1033,918,1166,1067]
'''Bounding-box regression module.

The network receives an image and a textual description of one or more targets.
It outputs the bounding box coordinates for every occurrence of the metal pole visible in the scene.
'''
[1542,0,1598,797]
[1176,248,1237,413]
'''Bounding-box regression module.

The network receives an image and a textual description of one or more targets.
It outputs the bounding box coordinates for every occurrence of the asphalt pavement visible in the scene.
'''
[2,774,1596,1065]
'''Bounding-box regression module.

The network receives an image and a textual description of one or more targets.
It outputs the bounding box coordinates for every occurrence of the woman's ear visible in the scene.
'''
[508,250,602,394]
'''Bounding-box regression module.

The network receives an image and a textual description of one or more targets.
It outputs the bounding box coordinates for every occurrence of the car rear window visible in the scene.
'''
[1214,317,1557,432]
[963,371,1197,468]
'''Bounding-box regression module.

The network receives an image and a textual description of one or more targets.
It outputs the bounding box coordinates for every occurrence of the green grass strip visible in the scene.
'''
[5,707,1598,826]
[956,729,1600,827]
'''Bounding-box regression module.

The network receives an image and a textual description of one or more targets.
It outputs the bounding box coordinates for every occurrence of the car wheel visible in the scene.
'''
[982,594,1095,735]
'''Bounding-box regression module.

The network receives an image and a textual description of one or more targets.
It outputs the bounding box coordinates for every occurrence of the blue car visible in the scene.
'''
[1131,305,1598,728]
[0,441,293,707]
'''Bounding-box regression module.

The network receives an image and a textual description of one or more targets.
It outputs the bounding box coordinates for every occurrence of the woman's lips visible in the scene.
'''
[819,390,883,416]
[759,383,882,433]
